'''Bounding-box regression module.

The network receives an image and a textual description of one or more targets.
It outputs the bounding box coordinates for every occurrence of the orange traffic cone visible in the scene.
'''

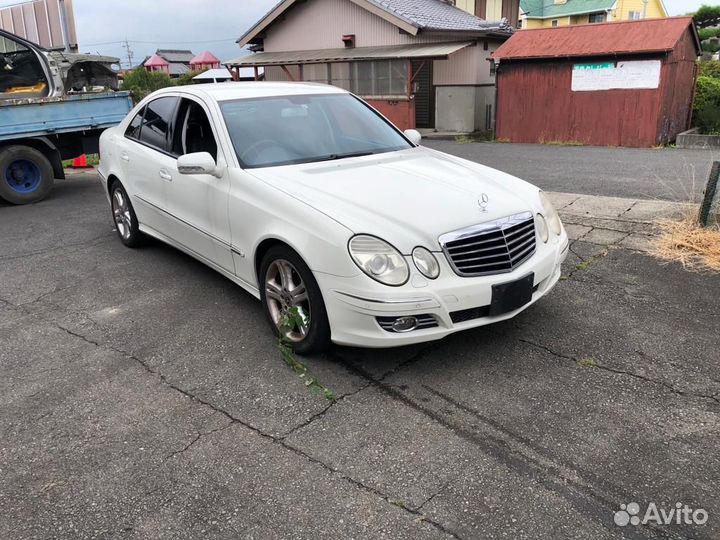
[70,154,92,168]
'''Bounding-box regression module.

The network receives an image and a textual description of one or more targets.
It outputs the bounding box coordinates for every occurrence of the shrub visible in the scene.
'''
[702,40,720,54]
[698,27,720,41]
[698,61,720,79]
[121,68,175,102]
[175,70,207,86]
[693,75,720,134]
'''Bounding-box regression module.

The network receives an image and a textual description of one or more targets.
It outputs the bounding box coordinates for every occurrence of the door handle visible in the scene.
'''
[120,152,130,162]
[159,169,172,181]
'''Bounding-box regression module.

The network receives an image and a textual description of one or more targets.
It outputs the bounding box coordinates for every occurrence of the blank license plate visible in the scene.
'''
[489,273,535,317]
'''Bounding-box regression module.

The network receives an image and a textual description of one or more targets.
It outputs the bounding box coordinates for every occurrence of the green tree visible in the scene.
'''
[695,5,720,28]
[121,68,175,103]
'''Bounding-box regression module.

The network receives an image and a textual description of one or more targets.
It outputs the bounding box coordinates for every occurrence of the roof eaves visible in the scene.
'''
[236,0,297,47]
[527,8,613,20]
[421,25,513,35]
[497,48,673,61]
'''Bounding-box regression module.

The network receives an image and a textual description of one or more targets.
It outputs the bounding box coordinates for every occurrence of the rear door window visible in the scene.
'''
[125,107,145,140]
[136,96,178,152]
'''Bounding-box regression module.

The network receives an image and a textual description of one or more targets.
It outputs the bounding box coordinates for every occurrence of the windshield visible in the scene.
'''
[220,93,412,168]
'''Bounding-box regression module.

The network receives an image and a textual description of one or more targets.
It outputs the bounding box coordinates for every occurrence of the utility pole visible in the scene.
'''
[122,39,134,70]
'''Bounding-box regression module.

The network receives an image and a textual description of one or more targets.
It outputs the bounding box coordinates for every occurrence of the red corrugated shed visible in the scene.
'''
[494,17,700,61]
[494,17,701,148]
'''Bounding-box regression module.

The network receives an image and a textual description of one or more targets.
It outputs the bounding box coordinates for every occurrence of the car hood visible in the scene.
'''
[247,147,540,253]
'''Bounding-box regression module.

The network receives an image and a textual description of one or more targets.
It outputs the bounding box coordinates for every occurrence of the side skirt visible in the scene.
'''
[138,223,262,300]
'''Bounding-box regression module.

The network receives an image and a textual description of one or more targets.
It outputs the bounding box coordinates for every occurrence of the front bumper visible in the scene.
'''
[317,231,569,347]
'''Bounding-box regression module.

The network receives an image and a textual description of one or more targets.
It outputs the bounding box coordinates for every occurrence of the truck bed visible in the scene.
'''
[0,92,133,141]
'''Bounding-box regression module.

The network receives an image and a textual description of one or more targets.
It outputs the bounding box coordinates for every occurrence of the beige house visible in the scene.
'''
[227,0,514,132]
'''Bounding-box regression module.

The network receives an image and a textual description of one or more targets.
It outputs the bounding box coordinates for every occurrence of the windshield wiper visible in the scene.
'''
[316,151,375,162]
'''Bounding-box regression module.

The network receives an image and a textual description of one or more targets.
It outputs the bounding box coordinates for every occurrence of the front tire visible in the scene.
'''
[0,145,54,205]
[260,245,331,355]
[110,180,144,248]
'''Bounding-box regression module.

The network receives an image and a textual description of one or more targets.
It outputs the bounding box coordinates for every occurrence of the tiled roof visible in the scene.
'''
[365,0,509,30]
[156,49,194,63]
[168,62,191,76]
[520,0,616,19]
[237,0,512,46]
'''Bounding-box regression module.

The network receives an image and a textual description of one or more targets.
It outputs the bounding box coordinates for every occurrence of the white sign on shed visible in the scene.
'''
[571,60,662,92]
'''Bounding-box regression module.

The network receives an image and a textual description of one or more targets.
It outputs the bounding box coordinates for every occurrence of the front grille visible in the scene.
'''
[376,314,438,332]
[440,212,536,277]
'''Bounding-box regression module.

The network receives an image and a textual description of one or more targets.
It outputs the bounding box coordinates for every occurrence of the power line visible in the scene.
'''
[82,37,238,47]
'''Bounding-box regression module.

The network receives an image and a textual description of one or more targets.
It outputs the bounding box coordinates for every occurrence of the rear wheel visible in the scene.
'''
[0,145,54,205]
[110,180,144,248]
[260,245,331,355]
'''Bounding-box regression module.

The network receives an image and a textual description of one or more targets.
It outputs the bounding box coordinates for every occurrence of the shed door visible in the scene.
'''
[412,61,434,129]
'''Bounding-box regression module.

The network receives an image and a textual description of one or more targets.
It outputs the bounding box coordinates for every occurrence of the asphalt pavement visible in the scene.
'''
[423,140,716,203]
[1,173,718,540]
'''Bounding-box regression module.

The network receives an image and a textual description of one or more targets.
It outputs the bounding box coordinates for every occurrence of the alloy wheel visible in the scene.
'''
[265,259,311,342]
[112,188,132,241]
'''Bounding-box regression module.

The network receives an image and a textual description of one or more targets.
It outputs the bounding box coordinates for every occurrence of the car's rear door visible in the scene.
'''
[120,95,179,235]
[157,95,233,272]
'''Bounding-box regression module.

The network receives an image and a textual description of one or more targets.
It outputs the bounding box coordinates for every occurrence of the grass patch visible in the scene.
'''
[574,249,608,272]
[541,139,585,147]
[277,308,335,401]
[454,131,494,144]
[578,358,596,368]
[651,215,720,272]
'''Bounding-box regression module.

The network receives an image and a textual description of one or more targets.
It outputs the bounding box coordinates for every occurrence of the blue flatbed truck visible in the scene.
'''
[0,29,132,205]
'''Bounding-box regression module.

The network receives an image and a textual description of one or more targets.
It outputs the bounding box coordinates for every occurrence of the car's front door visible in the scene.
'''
[157,96,233,272]
[121,95,179,234]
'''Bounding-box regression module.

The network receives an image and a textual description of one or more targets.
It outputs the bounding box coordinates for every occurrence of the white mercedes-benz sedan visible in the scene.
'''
[98,82,568,354]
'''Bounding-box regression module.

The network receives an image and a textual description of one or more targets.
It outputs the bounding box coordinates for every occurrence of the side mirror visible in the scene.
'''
[404,129,422,145]
[177,152,221,177]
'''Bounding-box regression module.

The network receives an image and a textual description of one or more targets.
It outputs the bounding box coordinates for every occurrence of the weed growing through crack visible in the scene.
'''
[277,307,335,401]
[574,249,609,272]
[578,358,596,368]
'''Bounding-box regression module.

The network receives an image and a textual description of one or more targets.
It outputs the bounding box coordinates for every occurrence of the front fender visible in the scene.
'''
[228,169,361,286]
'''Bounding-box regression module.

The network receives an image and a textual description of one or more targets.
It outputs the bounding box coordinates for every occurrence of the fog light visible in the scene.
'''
[392,316,418,332]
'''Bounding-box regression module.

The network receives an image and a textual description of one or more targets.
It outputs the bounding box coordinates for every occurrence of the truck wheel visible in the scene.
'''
[0,145,55,205]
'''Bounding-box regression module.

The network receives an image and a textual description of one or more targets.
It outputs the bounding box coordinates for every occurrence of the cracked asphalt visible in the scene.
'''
[1,173,719,540]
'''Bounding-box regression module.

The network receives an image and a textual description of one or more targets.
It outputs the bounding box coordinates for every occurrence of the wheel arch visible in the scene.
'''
[254,238,296,286]
[0,138,64,180]
[106,173,121,195]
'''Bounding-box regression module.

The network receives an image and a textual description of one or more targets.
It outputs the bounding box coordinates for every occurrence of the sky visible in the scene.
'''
[0,0,711,67]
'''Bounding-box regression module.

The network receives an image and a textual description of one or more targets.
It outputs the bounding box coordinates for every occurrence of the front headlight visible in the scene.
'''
[539,191,562,236]
[412,246,440,279]
[535,214,549,243]
[348,235,409,286]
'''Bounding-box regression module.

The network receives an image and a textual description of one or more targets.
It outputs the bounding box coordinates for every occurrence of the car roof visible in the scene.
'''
[157,81,349,102]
